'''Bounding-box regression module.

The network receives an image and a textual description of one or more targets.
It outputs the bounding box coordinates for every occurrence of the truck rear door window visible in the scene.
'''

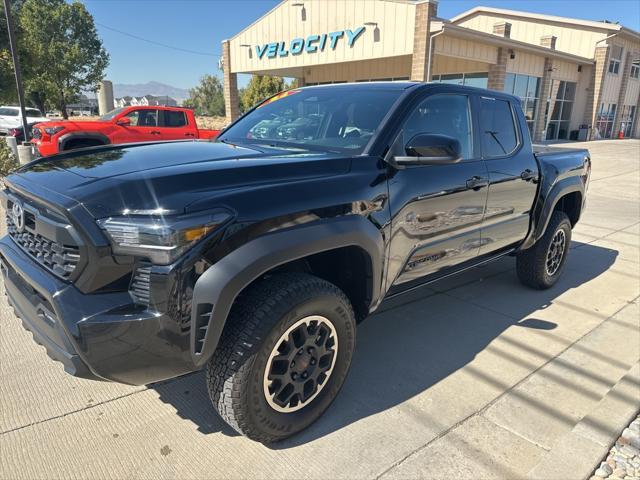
[480,97,518,158]
[479,98,518,158]
[164,110,187,127]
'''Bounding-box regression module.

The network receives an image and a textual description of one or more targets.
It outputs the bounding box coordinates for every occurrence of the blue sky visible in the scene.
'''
[81,0,640,90]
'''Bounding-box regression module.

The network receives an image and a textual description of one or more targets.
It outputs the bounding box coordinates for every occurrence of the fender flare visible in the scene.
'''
[189,215,385,367]
[521,176,583,250]
[58,132,110,151]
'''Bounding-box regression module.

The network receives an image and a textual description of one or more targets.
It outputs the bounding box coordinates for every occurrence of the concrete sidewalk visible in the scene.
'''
[1,140,639,479]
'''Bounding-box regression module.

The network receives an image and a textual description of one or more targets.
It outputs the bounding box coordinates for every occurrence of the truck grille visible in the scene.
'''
[5,194,82,280]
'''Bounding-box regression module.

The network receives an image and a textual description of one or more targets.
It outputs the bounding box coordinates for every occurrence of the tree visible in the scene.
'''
[241,75,285,112]
[0,0,26,105]
[183,74,225,117]
[18,0,109,118]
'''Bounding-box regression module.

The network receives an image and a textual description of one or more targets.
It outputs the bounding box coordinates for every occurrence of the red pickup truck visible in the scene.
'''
[31,106,220,157]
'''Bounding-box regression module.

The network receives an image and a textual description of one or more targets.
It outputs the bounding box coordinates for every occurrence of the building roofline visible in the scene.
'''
[229,0,286,42]
[450,6,639,37]
[435,22,595,65]
[229,0,429,43]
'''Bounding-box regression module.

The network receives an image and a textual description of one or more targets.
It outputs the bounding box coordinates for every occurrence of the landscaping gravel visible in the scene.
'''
[592,416,640,480]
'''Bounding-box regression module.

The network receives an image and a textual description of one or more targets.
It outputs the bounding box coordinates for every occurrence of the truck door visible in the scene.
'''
[477,96,539,254]
[114,108,162,142]
[158,110,192,140]
[387,92,489,287]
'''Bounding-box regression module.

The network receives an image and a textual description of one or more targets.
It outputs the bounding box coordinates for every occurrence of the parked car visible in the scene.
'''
[0,82,590,443]
[0,106,49,135]
[30,105,220,156]
[5,122,39,143]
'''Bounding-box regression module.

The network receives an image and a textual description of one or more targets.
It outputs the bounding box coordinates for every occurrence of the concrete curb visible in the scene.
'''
[527,362,640,480]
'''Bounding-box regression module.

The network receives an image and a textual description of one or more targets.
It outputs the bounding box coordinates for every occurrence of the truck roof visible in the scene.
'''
[296,81,520,102]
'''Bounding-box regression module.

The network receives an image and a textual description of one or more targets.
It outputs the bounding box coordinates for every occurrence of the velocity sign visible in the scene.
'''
[256,27,366,60]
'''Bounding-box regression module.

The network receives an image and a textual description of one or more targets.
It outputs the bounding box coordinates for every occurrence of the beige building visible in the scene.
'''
[221,0,640,142]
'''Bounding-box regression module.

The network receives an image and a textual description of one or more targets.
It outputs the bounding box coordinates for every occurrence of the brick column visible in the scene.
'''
[584,45,609,139]
[487,47,508,91]
[533,57,554,142]
[410,1,438,82]
[222,40,240,123]
[612,50,633,137]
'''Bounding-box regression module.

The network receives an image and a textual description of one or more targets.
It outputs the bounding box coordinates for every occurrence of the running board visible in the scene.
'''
[384,248,516,301]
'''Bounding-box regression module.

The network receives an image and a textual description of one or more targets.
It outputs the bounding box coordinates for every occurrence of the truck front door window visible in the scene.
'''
[403,94,472,159]
[125,109,158,127]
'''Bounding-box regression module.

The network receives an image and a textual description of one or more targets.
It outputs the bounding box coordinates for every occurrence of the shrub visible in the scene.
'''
[0,138,18,177]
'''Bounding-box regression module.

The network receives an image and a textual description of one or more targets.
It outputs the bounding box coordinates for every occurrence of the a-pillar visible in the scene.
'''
[222,39,240,123]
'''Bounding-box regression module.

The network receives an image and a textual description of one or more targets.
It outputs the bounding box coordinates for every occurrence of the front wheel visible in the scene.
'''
[516,211,572,289]
[206,272,356,443]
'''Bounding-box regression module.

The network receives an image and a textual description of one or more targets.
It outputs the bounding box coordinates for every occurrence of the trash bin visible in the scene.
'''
[578,124,590,141]
[17,142,34,165]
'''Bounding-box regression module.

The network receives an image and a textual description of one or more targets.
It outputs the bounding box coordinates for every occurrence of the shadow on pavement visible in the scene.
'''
[151,242,617,445]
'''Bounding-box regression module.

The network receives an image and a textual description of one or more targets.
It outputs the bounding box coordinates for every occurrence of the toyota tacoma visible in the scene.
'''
[0,82,590,443]
[30,105,219,157]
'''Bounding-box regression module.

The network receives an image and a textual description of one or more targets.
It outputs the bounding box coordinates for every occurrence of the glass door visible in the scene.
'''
[544,80,576,140]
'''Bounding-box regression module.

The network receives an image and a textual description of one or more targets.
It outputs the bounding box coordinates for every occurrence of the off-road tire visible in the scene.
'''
[206,272,356,443]
[517,211,572,289]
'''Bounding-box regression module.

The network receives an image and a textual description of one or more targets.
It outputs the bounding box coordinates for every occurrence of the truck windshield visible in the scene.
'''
[99,108,125,121]
[219,87,403,154]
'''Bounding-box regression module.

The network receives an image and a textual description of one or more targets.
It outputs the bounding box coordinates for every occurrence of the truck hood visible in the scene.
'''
[8,141,351,218]
[33,119,110,130]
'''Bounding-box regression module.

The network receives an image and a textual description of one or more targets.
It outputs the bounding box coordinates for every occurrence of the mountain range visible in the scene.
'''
[112,81,190,101]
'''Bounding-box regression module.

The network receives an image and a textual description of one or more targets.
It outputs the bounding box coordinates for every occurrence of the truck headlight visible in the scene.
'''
[97,210,231,265]
[43,126,65,135]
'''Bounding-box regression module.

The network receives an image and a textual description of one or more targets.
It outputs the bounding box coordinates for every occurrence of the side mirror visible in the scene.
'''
[115,117,131,126]
[392,133,462,167]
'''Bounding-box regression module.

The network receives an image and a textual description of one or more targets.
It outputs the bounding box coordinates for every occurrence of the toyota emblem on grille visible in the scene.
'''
[11,202,25,232]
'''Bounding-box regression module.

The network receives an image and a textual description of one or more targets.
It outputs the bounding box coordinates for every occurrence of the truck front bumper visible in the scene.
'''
[0,235,197,385]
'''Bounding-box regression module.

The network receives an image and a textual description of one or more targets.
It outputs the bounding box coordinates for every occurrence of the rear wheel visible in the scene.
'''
[517,211,572,289]
[206,272,356,443]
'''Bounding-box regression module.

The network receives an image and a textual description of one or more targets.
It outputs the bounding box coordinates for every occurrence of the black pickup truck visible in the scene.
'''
[0,82,590,443]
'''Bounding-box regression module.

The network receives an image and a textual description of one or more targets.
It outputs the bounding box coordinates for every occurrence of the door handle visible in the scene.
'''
[150,130,161,135]
[185,132,195,137]
[521,169,538,182]
[466,176,489,190]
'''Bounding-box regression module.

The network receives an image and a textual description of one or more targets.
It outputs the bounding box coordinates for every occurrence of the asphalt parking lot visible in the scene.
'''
[1,139,639,480]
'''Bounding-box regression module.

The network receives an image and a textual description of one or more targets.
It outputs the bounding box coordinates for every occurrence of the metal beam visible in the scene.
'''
[3,0,30,142]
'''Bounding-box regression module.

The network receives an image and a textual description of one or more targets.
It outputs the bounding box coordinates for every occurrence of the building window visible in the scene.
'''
[432,72,488,89]
[544,80,576,140]
[608,45,623,74]
[630,60,640,79]
[619,105,637,138]
[504,73,540,136]
[595,103,617,138]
